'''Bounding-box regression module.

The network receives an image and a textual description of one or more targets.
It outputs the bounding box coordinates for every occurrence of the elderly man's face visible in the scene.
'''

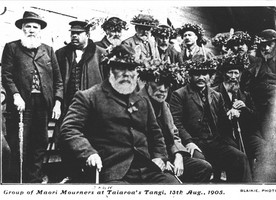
[260,40,276,59]
[156,36,170,49]
[21,22,41,49]
[70,31,88,49]
[190,71,210,90]
[183,31,198,46]
[232,43,248,55]
[147,82,169,103]
[106,29,122,46]
[224,69,240,84]
[135,26,151,42]
[109,67,138,95]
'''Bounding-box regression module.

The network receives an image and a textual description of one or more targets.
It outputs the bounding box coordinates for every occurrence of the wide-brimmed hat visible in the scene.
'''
[101,17,128,32]
[258,29,276,43]
[226,31,252,48]
[216,53,250,72]
[151,25,173,38]
[178,23,207,45]
[15,11,47,29]
[69,20,91,32]
[184,56,218,75]
[102,44,140,69]
[130,14,159,27]
[137,59,186,87]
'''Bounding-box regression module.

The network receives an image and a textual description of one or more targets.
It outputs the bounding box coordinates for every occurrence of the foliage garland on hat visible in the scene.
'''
[216,53,250,72]
[137,59,187,87]
[226,31,252,48]
[130,14,159,27]
[184,57,219,74]
[211,32,230,48]
[151,25,173,38]
[178,23,208,45]
[101,17,128,32]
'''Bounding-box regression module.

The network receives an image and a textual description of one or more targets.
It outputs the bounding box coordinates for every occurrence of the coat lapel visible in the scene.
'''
[34,46,46,61]
[188,85,203,110]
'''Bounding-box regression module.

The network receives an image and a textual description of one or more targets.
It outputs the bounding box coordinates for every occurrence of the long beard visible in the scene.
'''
[225,81,240,93]
[107,35,122,47]
[21,34,41,49]
[109,72,137,95]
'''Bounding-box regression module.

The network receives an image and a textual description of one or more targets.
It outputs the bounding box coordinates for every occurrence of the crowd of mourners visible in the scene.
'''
[1,10,276,184]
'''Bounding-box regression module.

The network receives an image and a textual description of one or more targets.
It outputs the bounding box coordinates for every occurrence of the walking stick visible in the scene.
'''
[95,168,100,184]
[19,111,24,184]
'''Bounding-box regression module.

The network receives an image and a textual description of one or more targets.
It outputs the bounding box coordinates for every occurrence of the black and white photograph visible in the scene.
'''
[1,1,276,199]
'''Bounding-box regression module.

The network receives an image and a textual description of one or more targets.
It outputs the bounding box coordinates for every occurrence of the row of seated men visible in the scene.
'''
[1,11,276,183]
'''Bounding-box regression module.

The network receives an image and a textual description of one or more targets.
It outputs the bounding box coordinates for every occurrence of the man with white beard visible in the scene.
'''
[1,11,63,183]
[59,44,179,184]
[95,17,128,51]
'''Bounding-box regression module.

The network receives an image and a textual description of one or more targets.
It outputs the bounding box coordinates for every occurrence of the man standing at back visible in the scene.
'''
[55,20,106,120]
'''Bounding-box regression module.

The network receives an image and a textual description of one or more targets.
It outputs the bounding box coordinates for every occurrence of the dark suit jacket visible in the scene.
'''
[158,44,183,65]
[1,40,63,113]
[59,80,168,182]
[213,83,259,136]
[139,87,190,159]
[55,39,106,110]
[95,36,111,49]
[169,84,232,145]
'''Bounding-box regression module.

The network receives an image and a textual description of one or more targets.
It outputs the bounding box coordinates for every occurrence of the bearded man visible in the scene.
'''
[58,44,179,184]
[213,54,266,180]
[1,11,63,183]
[95,17,127,50]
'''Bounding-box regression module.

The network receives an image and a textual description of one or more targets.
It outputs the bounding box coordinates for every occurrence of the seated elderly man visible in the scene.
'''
[138,60,212,182]
[58,44,179,184]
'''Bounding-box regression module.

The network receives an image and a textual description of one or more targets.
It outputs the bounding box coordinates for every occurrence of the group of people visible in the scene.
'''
[1,10,276,184]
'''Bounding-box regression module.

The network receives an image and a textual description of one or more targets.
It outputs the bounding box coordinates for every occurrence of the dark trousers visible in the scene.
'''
[6,93,49,183]
[179,156,212,183]
[193,138,252,183]
[1,134,11,183]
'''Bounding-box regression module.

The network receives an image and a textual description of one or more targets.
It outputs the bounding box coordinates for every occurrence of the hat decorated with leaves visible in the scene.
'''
[137,59,187,87]
[130,14,159,27]
[211,32,231,48]
[226,31,252,48]
[216,53,250,72]
[151,25,173,38]
[101,17,128,32]
[102,44,140,69]
[178,23,208,45]
[184,56,218,75]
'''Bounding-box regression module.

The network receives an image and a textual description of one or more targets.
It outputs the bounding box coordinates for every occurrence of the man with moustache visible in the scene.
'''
[1,11,63,183]
[55,20,106,131]
[213,54,266,179]
[169,57,252,182]
[152,25,183,64]
[138,60,212,182]
[179,23,214,62]
[123,14,160,64]
[58,44,179,184]
[95,17,128,50]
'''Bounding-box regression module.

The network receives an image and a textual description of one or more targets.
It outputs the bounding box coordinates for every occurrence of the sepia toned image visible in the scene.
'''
[0,1,276,199]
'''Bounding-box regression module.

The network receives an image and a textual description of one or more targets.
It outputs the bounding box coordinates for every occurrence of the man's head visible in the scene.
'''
[69,20,91,49]
[259,29,276,60]
[101,17,127,47]
[152,25,172,50]
[178,23,206,47]
[147,81,169,103]
[16,11,47,49]
[105,45,139,95]
[190,70,211,90]
[226,31,252,56]
[131,14,159,42]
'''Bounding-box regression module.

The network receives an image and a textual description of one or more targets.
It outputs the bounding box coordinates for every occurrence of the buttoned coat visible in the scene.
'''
[169,84,232,144]
[1,40,63,113]
[55,39,106,110]
[123,34,160,63]
[59,80,168,182]
[158,44,183,65]
[139,87,190,159]
[95,36,112,49]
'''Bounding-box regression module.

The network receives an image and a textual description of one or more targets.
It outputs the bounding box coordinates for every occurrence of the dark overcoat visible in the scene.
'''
[1,40,63,113]
[59,80,168,182]
[169,84,232,145]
